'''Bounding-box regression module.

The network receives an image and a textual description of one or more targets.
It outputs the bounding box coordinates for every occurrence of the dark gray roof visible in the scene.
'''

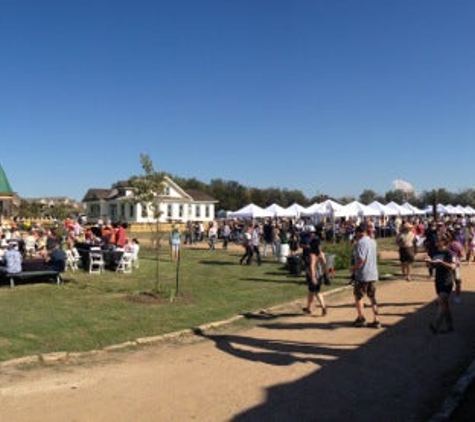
[184,189,217,202]
[82,188,114,202]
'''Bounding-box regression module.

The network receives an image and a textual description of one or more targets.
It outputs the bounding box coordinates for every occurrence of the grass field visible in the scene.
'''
[0,238,399,362]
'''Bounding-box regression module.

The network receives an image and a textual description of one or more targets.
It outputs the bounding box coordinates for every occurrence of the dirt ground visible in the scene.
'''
[1,251,475,421]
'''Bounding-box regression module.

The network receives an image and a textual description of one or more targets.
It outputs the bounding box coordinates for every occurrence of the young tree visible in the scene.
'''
[127,154,165,293]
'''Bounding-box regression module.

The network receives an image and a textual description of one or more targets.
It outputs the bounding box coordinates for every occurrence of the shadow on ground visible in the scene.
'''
[198,291,475,421]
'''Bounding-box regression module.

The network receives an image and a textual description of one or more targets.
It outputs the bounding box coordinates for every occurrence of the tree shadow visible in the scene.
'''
[193,328,346,367]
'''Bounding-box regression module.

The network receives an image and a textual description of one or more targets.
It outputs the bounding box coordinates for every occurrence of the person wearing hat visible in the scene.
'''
[396,221,417,281]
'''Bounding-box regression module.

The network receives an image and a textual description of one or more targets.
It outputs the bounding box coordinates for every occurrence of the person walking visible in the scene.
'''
[239,226,253,265]
[249,224,262,266]
[350,224,380,328]
[396,222,416,281]
[302,228,327,316]
[426,234,456,334]
[447,227,464,303]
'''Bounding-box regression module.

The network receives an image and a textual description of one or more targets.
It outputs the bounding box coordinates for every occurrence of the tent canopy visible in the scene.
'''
[227,203,273,219]
[334,201,378,218]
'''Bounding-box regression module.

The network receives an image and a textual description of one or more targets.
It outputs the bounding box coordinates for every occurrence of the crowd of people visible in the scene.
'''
[0,219,141,276]
[178,212,475,334]
[2,211,474,335]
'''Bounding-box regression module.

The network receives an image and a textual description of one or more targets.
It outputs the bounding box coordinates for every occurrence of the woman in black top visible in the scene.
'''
[426,234,456,334]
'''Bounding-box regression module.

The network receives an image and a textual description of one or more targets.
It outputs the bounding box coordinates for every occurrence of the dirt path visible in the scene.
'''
[1,254,475,421]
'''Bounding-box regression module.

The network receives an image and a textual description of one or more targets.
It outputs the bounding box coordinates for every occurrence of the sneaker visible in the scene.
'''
[353,317,366,327]
[367,321,381,329]
[302,307,312,315]
[321,308,328,317]
[429,323,438,334]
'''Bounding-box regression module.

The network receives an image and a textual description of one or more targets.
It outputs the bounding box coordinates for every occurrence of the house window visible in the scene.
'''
[167,204,172,218]
[188,204,192,217]
[179,205,184,218]
[141,204,148,218]
[121,203,126,218]
[110,204,117,222]
[196,205,201,218]
[164,186,170,196]
[129,203,134,218]
[90,204,100,217]
[205,205,210,218]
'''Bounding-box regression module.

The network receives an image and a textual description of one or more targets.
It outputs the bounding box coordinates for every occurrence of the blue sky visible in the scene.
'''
[1,0,473,202]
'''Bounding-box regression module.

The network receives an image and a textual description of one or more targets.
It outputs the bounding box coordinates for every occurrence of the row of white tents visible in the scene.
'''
[227,200,475,219]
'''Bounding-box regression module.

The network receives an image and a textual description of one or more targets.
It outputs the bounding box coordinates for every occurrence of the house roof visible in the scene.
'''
[184,189,217,202]
[82,188,115,202]
[0,164,13,195]
[83,176,217,204]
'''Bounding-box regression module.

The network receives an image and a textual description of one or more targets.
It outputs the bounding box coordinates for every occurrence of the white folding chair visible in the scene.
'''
[89,250,105,274]
[66,250,79,271]
[116,252,133,274]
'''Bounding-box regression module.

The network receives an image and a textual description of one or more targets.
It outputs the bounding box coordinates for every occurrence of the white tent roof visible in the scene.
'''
[334,201,378,218]
[463,205,475,215]
[368,201,399,216]
[228,203,274,219]
[454,204,469,215]
[423,203,451,215]
[301,202,321,216]
[401,202,425,215]
[283,203,307,217]
[386,201,413,216]
[264,203,295,217]
[444,204,461,215]
[301,199,342,216]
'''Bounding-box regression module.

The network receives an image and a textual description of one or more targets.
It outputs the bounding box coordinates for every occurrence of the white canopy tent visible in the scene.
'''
[228,203,274,219]
[284,203,307,218]
[368,201,399,216]
[386,201,413,216]
[444,204,461,215]
[264,203,295,218]
[334,201,378,218]
[455,204,470,215]
[464,205,475,215]
[401,202,426,215]
[301,199,342,217]
[423,203,450,215]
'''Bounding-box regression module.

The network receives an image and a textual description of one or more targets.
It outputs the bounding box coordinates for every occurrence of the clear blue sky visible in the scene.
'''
[1,0,473,202]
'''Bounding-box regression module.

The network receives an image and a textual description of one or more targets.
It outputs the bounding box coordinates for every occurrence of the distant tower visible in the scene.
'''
[0,163,15,219]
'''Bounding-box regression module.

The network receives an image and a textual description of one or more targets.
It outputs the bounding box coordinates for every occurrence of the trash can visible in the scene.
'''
[287,255,302,275]
[278,243,290,263]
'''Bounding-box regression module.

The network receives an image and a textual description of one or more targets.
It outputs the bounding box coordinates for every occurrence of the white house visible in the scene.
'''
[82,176,218,224]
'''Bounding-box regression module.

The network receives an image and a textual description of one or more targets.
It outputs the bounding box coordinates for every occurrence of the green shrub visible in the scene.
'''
[323,241,353,270]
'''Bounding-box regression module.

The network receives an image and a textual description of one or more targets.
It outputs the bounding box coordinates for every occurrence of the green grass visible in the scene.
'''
[0,241,400,362]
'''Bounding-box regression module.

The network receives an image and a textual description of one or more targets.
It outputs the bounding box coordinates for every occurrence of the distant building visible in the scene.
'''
[82,175,218,224]
[23,196,83,208]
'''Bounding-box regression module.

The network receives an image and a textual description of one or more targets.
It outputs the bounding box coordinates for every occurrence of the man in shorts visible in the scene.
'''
[351,224,380,328]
